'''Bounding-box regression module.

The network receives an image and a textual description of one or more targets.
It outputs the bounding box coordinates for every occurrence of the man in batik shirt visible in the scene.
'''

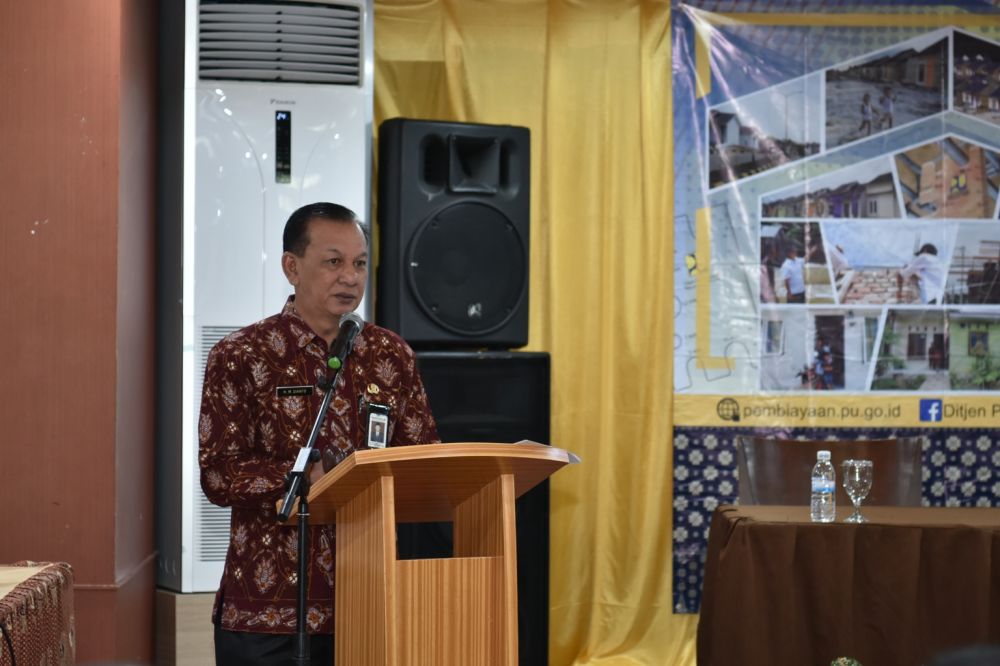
[199,202,439,665]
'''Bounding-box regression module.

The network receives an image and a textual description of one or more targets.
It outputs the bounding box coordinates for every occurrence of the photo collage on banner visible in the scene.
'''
[671,6,1000,614]
[677,25,1000,396]
[708,27,1000,394]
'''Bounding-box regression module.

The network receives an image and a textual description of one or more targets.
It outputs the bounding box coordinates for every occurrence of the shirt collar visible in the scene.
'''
[280,297,325,350]
[280,296,372,351]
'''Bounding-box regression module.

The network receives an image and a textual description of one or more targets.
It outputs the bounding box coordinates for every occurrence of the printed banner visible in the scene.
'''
[675,393,1000,428]
[671,4,1000,614]
[674,13,1000,405]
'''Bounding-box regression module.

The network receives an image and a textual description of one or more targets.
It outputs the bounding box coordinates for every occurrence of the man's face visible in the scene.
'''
[282,218,368,322]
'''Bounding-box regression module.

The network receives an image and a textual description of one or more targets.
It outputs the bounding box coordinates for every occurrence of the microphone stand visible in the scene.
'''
[277,359,344,666]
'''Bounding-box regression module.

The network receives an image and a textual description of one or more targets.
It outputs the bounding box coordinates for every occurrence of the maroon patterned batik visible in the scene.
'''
[199,299,439,634]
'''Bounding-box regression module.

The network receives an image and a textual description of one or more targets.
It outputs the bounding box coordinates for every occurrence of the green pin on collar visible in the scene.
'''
[328,357,342,370]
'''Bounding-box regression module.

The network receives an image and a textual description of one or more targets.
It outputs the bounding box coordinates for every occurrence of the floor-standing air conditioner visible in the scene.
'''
[157,0,374,593]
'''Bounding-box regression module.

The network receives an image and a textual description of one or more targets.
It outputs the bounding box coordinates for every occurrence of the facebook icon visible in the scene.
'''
[920,399,943,422]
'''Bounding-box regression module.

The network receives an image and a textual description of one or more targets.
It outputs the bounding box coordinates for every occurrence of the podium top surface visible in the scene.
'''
[298,442,578,524]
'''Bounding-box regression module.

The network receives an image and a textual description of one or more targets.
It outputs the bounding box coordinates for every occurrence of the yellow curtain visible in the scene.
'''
[374,2,696,663]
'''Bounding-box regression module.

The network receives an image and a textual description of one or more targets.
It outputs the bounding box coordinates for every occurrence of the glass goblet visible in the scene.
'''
[842,459,873,523]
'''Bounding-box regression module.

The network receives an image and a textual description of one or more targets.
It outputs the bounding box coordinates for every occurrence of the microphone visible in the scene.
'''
[327,312,364,371]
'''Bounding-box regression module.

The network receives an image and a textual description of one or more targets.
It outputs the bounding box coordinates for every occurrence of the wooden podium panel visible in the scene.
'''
[454,475,513,557]
[292,442,577,666]
[334,476,397,666]
[396,557,503,666]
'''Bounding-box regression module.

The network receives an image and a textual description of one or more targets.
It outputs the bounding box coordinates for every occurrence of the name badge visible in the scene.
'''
[277,385,314,398]
[367,402,390,449]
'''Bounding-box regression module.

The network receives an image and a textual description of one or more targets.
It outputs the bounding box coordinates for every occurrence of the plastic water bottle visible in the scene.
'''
[810,450,836,523]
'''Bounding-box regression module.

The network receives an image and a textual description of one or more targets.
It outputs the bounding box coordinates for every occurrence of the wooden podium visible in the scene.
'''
[288,442,577,666]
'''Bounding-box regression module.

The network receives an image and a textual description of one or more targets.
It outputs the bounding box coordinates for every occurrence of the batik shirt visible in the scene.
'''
[198,298,439,634]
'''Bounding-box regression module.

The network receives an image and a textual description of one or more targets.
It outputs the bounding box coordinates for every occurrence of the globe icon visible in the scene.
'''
[716,398,740,422]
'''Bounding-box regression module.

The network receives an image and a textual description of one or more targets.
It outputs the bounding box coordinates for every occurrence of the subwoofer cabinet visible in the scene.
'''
[398,351,551,666]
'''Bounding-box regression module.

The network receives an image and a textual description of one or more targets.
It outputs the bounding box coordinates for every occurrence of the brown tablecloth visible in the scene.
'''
[697,506,1000,666]
[0,561,74,666]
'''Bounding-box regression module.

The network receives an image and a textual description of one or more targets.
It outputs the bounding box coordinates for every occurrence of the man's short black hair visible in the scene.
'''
[282,202,368,256]
[917,243,938,256]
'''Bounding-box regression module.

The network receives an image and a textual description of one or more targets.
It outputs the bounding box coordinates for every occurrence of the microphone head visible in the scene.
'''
[339,311,364,330]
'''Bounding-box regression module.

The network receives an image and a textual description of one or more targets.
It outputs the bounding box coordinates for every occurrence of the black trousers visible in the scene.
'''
[214,625,334,666]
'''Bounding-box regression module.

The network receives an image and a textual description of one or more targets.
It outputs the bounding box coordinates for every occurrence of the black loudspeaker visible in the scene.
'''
[376,118,530,349]
[398,351,550,666]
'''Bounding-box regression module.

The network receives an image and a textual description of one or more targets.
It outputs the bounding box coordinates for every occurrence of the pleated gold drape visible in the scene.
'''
[375,2,696,663]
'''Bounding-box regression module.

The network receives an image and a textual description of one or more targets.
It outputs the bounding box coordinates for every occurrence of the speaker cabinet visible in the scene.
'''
[376,118,530,349]
[400,351,550,666]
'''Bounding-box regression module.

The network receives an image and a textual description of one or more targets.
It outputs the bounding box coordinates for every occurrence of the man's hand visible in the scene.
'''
[309,463,326,485]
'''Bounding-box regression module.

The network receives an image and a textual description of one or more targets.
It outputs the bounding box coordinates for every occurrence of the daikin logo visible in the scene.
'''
[919,399,943,422]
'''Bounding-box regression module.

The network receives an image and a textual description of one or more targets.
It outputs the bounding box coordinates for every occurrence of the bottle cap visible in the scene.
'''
[817,450,831,461]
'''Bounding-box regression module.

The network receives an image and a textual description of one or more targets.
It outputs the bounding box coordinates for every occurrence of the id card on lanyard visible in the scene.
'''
[366,402,390,449]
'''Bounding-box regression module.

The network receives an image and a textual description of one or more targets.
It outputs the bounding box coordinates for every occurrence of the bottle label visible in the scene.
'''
[811,479,835,493]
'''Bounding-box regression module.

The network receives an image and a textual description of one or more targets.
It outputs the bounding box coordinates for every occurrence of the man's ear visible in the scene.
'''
[281,252,299,286]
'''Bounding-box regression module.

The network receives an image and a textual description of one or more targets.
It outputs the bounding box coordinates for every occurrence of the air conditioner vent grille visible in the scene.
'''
[195,325,241,563]
[197,493,232,561]
[199,1,362,85]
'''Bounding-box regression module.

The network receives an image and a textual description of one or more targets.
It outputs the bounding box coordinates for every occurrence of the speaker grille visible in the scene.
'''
[377,118,530,348]
[407,202,527,336]
[198,1,362,84]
